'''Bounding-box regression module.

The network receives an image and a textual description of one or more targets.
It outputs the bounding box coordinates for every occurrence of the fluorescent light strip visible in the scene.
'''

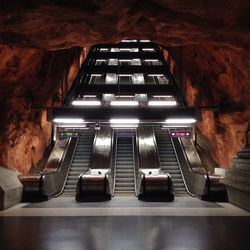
[121,39,137,42]
[148,101,177,106]
[111,124,139,128]
[161,125,191,128]
[148,74,164,77]
[58,125,87,128]
[140,40,151,42]
[165,118,196,124]
[84,95,96,98]
[53,118,84,124]
[120,48,131,51]
[110,101,139,106]
[72,100,101,106]
[143,48,154,51]
[91,74,102,77]
[115,95,134,98]
[145,59,159,62]
[153,95,172,98]
[110,119,139,124]
[119,59,132,62]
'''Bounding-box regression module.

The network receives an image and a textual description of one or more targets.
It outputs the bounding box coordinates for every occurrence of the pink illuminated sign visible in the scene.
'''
[170,131,191,137]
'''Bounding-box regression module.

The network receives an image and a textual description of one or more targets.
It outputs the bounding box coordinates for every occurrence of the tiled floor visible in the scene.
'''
[0,196,249,250]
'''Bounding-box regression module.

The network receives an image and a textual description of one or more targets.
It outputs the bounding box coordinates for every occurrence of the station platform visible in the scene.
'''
[0,196,249,250]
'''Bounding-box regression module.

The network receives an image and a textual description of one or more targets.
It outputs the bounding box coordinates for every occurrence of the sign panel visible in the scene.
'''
[170,131,191,137]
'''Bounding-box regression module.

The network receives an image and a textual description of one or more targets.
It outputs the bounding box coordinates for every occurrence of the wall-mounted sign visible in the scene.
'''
[59,131,80,139]
[170,131,191,137]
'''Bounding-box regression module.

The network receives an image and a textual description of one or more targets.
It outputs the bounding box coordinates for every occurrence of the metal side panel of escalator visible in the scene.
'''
[137,126,174,201]
[60,130,95,197]
[76,126,113,201]
[154,127,188,195]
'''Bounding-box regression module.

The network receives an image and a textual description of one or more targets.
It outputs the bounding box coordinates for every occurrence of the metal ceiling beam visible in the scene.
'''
[48,107,198,121]
[91,52,162,60]
[78,84,178,95]
[83,65,165,74]
[93,42,159,49]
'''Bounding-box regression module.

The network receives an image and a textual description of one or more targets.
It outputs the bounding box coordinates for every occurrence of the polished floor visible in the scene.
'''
[0,196,249,250]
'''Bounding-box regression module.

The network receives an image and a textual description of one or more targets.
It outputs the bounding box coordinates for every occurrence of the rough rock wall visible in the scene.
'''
[0,0,250,171]
[0,45,83,174]
[169,45,250,168]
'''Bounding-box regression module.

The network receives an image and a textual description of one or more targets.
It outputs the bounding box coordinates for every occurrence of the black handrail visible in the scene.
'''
[172,137,210,199]
[40,137,78,198]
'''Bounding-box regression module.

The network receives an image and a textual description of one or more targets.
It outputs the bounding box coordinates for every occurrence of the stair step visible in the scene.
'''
[115,186,134,191]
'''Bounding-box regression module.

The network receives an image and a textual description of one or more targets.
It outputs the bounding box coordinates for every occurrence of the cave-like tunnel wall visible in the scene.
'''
[0,0,250,174]
[0,45,84,173]
[168,44,250,168]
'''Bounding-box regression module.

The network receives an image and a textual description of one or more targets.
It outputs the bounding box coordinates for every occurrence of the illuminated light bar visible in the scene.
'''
[140,40,151,42]
[110,119,139,124]
[171,131,191,137]
[145,59,159,62]
[121,39,137,42]
[100,48,108,51]
[111,124,139,128]
[162,125,191,128]
[142,48,155,51]
[148,100,177,106]
[165,118,196,124]
[72,100,101,106]
[120,48,131,51]
[119,59,132,62]
[153,95,172,98]
[110,101,139,106]
[53,118,84,124]
[83,95,96,98]
[57,125,87,128]
[115,95,134,98]
[148,74,164,77]
[91,74,102,77]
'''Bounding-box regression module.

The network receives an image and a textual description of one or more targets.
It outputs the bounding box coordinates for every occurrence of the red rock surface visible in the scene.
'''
[0,45,83,173]
[0,0,250,172]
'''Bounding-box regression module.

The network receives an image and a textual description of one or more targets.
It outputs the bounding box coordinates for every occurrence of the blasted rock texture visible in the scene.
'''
[0,0,250,172]
[0,45,83,174]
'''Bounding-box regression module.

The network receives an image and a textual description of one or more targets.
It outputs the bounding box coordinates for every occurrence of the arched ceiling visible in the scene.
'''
[0,0,250,50]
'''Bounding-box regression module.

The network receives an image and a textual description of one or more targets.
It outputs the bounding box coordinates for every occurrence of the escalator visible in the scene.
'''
[114,137,135,195]
[61,130,95,196]
[154,127,187,194]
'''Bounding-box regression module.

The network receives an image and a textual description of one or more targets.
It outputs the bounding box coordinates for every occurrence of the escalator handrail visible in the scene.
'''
[135,130,142,196]
[54,136,79,197]
[109,129,115,196]
[174,136,210,196]
[35,138,72,197]
[178,137,209,177]
[152,127,162,170]
[112,136,118,196]
[131,136,137,195]
[170,133,195,197]
[179,138,209,175]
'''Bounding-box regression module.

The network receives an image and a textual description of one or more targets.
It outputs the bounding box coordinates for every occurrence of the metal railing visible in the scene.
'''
[41,137,78,198]
[170,133,195,196]
[172,137,209,199]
